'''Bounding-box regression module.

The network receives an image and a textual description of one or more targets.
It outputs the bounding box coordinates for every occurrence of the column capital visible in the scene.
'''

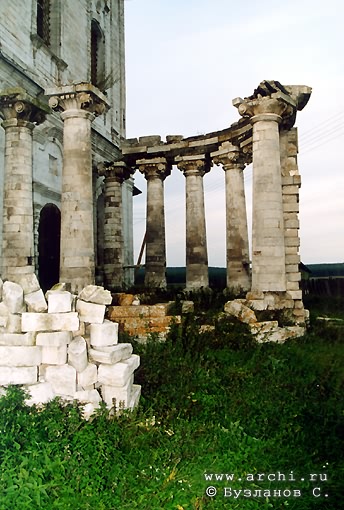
[211,142,246,170]
[233,95,295,125]
[176,155,211,177]
[0,88,49,126]
[46,83,110,117]
[137,157,171,180]
[97,161,133,183]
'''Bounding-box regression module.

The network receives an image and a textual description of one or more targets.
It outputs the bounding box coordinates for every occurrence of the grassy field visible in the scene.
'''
[0,295,343,509]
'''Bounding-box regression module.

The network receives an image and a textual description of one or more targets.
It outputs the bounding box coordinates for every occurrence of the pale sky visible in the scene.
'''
[124,0,344,267]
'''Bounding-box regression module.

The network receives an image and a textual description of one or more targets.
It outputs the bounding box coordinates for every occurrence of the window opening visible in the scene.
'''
[37,0,51,45]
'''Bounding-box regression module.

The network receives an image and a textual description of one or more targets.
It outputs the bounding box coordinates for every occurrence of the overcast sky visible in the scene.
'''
[124,0,344,267]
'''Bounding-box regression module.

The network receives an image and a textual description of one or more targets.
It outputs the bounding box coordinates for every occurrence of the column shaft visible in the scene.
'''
[211,143,250,293]
[177,158,209,290]
[60,109,95,292]
[145,174,167,288]
[47,84,109,293]
[185,171,208,288]
[138,159,170,289]
[103,176,123,289]
[251,114,286,291]
[1,119,35,279]
[224,165,250,291]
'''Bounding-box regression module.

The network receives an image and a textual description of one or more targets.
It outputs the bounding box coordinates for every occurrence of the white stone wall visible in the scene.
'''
[0,275,140,419]
[0,0,133,286]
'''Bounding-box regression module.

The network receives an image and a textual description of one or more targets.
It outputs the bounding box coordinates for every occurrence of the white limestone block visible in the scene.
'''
[123,354,140,373]
[77,363,98,388]
[14,274,40,295]
[74,388,101,406]
[22,312,79,332]
[36,331,71,347]
[0,346,41,367]
[224,300,257,324]
[47,290,73,313]
[89,343,133,365]
[6,313,22,333]
[128,384,141,410]
[286,290,303,300]
[0,302,9,328]
[25,382,55,406]
[0,332,35,346]
[89,320,118,347]
[81,402,99,420]
[24,289,48,312]
[2,281,24,313]
[68,336,88,372]
[72,321,86,337]
[98,354,139,386]
[0,366,38,386]
[101,376,134,409]
[76,300,105,324]
[250,321,279,342]
[45,364,76,397]
[78,285,112,305]
[41,345,67,365]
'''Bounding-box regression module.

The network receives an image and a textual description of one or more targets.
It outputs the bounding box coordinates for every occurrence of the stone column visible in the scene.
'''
[137,158,171,289]
[98,161,132,291]
[211,142,250,293]
[46,84,109,293]
[176,155,210,290]
[233,95,295,292]
[0,89,48,281]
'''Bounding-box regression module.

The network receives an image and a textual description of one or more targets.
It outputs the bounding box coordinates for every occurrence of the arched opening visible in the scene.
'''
[91,19,105,89]
[38,203,61,292]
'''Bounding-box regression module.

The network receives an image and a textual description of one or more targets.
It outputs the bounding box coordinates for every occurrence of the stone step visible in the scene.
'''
[107,302,175,319]
[108,315,180,339]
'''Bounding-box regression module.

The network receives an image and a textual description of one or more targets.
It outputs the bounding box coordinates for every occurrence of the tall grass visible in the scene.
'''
[0,297,342,509]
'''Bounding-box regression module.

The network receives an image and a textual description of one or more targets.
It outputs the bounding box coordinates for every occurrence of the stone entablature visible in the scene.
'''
[121,81,311,166]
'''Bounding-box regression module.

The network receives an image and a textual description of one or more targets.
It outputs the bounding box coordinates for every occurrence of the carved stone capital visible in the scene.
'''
[211,142,245,170]
[137,158,171,180]
[97,161,133,183]
[176,155,211,177]
[0,88,49,126]
[233,94,296,130]
[46,83,110,118]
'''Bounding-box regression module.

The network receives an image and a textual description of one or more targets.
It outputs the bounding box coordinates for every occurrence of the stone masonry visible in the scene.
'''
[0,89,49,281]
[137,155,171,289]
[0,275,140,418]
[119,80,312,337]
[46,84,109,293]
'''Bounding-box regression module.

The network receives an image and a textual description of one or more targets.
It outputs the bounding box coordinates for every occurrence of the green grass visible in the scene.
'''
[0,297,343,509]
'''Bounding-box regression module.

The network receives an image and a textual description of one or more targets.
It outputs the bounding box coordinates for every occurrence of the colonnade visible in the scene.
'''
[0,81,311,298]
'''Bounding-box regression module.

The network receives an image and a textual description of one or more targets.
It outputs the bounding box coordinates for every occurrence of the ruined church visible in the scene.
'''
[0,0,312,330]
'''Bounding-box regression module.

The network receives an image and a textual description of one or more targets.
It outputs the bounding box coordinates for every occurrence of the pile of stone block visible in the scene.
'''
[107,299,180,341]
[224,298,306,343]
[0,275,140,419]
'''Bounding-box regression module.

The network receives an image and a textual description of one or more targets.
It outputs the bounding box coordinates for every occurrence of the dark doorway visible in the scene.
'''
[38,203,61,292]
